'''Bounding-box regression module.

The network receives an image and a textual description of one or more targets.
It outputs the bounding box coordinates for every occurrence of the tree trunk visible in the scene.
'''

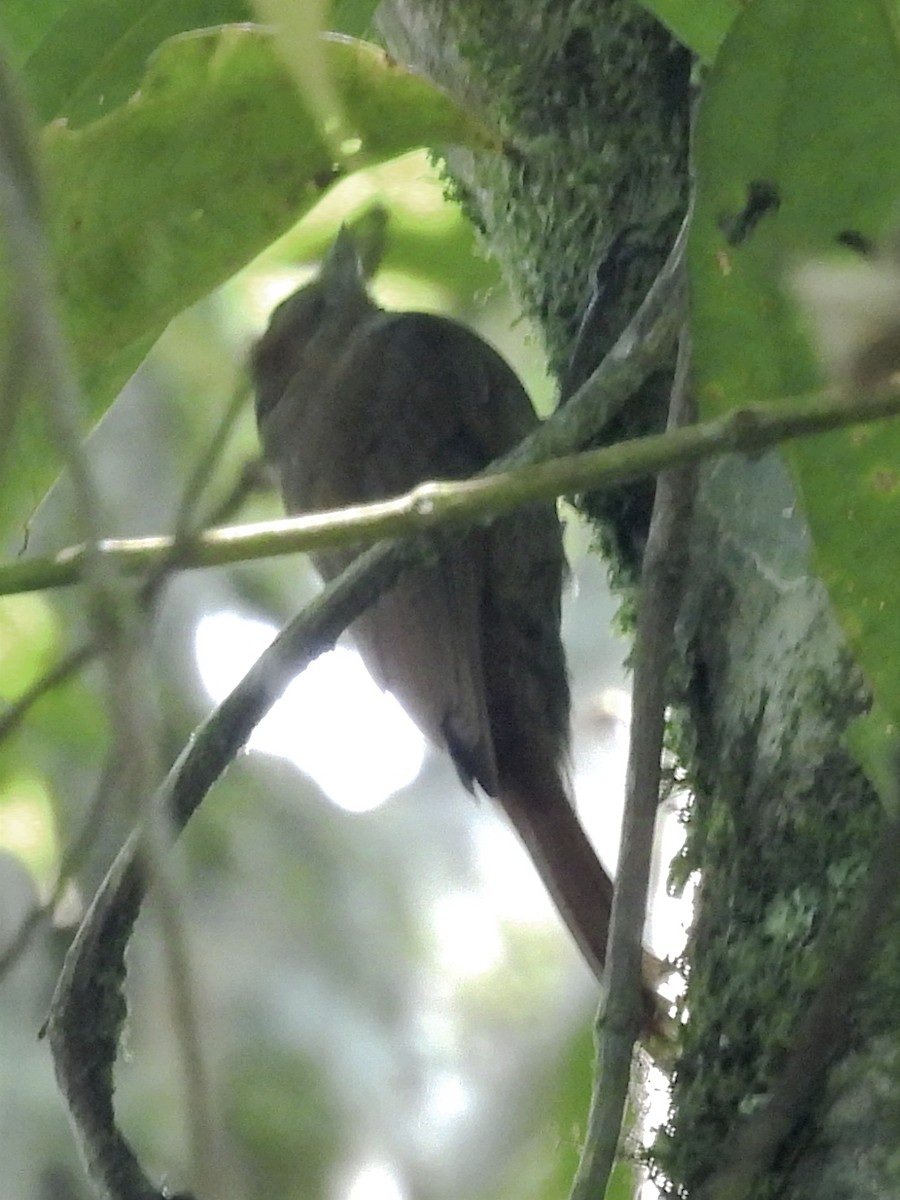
[378,2,900,1195]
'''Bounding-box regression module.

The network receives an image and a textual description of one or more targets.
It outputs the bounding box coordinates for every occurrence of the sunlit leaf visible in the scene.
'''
[0,770,58,882]
[44,25,497,374]
[0,595,58,695]
[1,25,498,541]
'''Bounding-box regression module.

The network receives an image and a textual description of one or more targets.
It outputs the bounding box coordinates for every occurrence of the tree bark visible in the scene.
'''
[377,2,900,1195]
[379,0,689,574]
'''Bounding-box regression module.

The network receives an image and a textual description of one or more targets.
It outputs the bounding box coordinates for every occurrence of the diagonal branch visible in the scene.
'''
[0,382,259,981]
[42,536,415,1200]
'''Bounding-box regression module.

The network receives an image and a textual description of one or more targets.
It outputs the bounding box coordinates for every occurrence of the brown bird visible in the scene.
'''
[251,229,614,981]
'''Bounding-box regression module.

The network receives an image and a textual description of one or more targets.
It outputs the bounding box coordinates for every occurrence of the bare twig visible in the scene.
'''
[2,382,900,599]
[0,749,122,979]
[0,438,262,757]
[0,44,41,484]
[569,328,696,1200]
[0,23,153,897]
[0,383,255,971]
[42,534,414,1200]
[0,640,96,745]
[130,375,254,1200]
[0,48,115,609]
[164,376,252,549]
[3,386,253,1195]
[552,211,688,438]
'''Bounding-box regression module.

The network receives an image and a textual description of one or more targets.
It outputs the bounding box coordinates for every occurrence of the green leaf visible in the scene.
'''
[44,26,496,374]
[2,25,498,541]
[638,0,739,63]
[847,708,900,812]
[328,0,379,38]
[690,0,900,781]
[21,0,252,127]
[0,0,73,65]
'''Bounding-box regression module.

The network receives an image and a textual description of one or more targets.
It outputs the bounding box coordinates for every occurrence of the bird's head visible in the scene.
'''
[252,226,374,424]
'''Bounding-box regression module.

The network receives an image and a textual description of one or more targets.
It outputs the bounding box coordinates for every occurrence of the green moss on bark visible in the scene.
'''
[379,0,691,573]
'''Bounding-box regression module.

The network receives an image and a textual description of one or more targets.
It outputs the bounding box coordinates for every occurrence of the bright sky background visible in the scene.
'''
[195,612,426,812]
[193,606,692,963]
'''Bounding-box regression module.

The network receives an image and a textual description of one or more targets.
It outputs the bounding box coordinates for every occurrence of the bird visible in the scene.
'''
[251,227,615,982]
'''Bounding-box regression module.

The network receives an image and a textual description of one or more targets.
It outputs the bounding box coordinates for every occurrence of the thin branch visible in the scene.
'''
[0,23,155,901]
[0,748,122,979]
[0,48,116,610]
[0,376,253,745]
[3,382,900,599]
[550,208,688,440]
[2,387,255,1192]
[0,640,96,745]
[570,330,696,1200]
[144,824,220,1200]
[127,378,255,1200]
[195,456,269,528]
[136,375,254,612]
[0,444,264,756]
[174,378,252,532]
[0,49,40,487]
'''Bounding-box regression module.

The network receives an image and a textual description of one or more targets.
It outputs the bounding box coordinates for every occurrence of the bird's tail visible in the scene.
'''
[497,777,614,980]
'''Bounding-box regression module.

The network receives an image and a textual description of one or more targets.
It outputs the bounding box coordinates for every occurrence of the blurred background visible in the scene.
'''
[0,151,688,1200]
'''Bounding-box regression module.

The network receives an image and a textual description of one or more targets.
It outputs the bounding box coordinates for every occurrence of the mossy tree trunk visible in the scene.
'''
[378,2,900,1195]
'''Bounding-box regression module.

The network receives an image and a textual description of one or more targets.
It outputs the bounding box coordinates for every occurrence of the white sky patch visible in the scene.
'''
[194,611,426,812]
[343,1160,407,1200]
[429,889,505,978]
[473,809,557,926]
[418,1071,473,1139]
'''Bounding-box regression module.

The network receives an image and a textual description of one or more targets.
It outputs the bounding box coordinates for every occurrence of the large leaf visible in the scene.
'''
[690,0,900,767]
[329,0,380,39]
[0,0,73,64]
[21,0,252,126]
[4,25,496,541]
[45,25,496,376]
[7,0,377,127]
[638,0,739,63]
